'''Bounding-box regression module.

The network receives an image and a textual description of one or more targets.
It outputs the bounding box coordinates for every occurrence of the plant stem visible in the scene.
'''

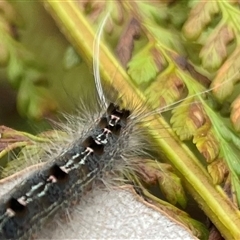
[43,1,240,239]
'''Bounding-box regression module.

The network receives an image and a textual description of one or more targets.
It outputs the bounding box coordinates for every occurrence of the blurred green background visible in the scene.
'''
[0,1,96,133]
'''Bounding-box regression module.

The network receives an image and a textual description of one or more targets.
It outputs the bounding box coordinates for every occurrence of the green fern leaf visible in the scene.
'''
[2,1,240,239]
[193,123,220,162]
[127,43,165,84]
[199,23,234,71]
[171,99,205,141]
[145,70,185,109]
[207,158,228,185]
[231,95,240,131]
[183,1,219,40]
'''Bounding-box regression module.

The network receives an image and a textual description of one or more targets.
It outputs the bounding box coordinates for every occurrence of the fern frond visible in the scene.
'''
[183,1,240,133]
[199,23,234,71]
[208,158,229,185]
[211,47,240,101]
[42,1,240,239]
[230,95,240,131]
[144,71,186,111]
[128,43,166,84]
[183,1,219,41]
[131,159,187,208]
[171,100,205,141]
[2,1,240,239]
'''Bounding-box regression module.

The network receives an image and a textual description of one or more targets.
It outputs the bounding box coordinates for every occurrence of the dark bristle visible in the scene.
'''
[82,136,104,155]
[98,117,108,128]
[107,103,130,122]
[49,164,68,181]
[122,109,130,122]
[6,198,25,213]
[108,124,122,136]
[107,103,116,115]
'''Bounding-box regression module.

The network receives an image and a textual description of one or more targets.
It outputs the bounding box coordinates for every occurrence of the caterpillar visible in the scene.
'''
[0,9,170,240]
[1,1,240,240]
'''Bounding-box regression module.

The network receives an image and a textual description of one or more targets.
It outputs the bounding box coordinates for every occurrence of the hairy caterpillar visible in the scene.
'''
[0,1,240,240]
[0,11,174,240]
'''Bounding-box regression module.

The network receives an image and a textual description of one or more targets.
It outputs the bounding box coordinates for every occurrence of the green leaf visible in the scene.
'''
[193,125,220,162]
[145,70,185,109]
[171,99,205,141]
[132,159,187,208]
[182,1,219,40]
[3,1,240,239]
[207,158,228,185]
[178,215,209,240]
[158,171,187,208]
[231,95,240,132]
[127,43,165,84]
[199,23,234,71]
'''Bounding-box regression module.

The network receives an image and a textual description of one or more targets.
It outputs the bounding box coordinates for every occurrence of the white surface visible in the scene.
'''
[0,167,196,239]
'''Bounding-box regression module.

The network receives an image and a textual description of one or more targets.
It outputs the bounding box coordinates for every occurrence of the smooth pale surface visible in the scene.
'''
[0,166,196,239]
